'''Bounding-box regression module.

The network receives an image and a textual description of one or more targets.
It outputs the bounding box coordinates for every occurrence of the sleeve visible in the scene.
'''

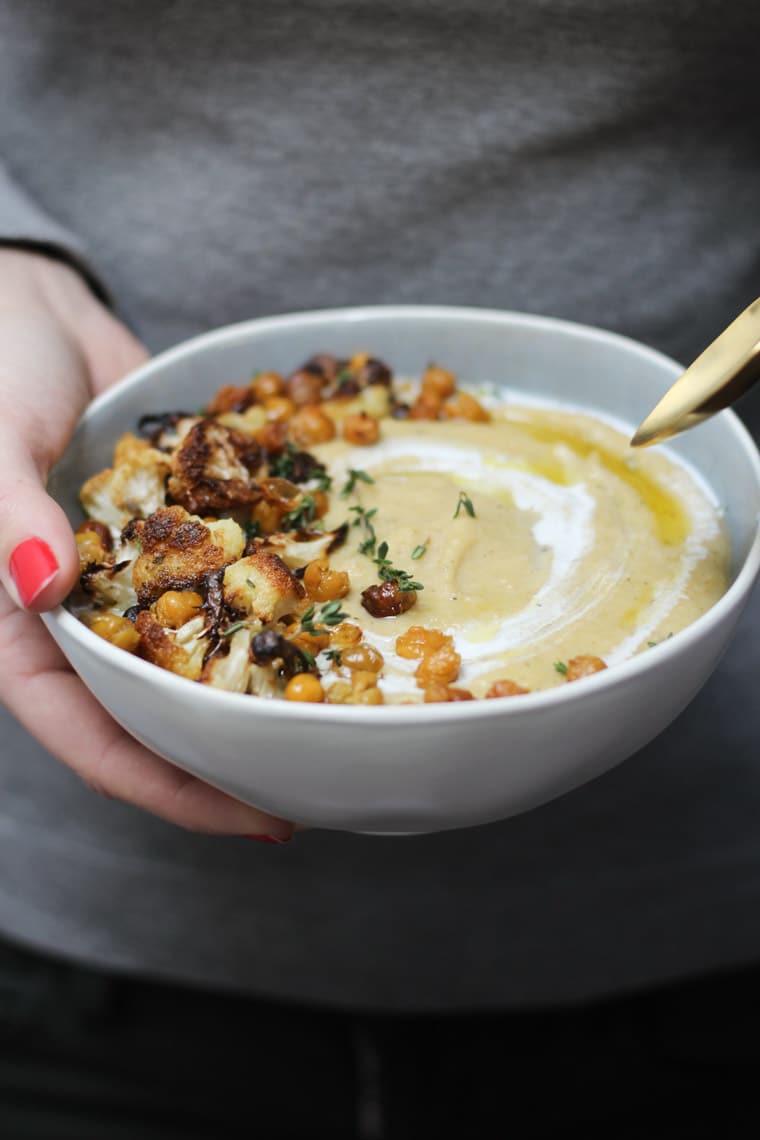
[0,162,111,306]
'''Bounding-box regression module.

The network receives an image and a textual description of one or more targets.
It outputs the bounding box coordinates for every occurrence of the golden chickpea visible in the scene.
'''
[329,623,363,650]
[289,405,336,446]
[250,500,284,534]
[354,686,384,705]
[284,673,325,702]
[286,369,325,406]
[415,644,462,687]
[396,626,450,659]
[442,392,491,422]
[88,613,141,653]
[76,519,112,549]
[423,683,474,703]
[254,419,289,451]
[341,644,384,673]
[565,655,607,682]
[252,371,285,402]
[409,393,443,421]
[207,384,254,414]
[485,679,530,698]
[312,490,330,519]
[350,669,381,695]
[421,364,457,401]
[75,530,108,568]
[343,411,380,446]
[349,351,371,371]
[264,395,297,422]
[303,558,350,602]
[154,590,204,629]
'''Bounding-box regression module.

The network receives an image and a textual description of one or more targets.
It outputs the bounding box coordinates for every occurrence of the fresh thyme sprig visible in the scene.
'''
[373,540,423,593]
[411,543,427,560]
[553,661,568,676]
[299,600,351,636]
[340,468,375,498]
[222,621,246,638]
[282,494,317,532]
[349,504,378,556]
[454,491,476,519]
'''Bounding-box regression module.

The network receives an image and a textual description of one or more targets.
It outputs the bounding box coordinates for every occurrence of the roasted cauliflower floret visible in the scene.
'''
[251,524,348,570]
[79,541,139,611]
[129,505,245,605]
[201,628,253,692]
[167,419,265,513]
[80,434,171,534]
[223,551,305,624]
[135,612,209,680]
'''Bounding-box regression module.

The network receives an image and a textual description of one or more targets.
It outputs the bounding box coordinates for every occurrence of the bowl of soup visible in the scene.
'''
[42,306,760,832]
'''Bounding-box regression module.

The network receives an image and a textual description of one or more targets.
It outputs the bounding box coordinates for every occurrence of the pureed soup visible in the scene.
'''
[70,354,730,705]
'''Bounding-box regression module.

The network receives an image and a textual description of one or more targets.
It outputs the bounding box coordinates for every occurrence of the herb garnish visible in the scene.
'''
[244,518,261,541]
[246,578,257,590]
[222,622,246,638]
[454,491,476,519]
[553,661,568,675]
[350,504,378,556]
[282,494,317,532]
[373,541,423,593]
[299,600,350,636]
[411,544,426,560]
[340,468,375,498]
[324,647,343,665]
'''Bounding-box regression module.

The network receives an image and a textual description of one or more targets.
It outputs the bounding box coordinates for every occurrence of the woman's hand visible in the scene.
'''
[0,250,293,841]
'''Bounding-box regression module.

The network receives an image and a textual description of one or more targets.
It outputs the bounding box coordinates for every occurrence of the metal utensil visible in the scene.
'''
[631,297,760,447]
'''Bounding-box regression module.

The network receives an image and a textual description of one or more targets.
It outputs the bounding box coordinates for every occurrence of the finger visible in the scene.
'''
[0,600,294,839]
[81,304,150,393]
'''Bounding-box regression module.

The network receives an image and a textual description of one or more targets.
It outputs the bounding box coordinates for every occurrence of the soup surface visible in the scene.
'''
[70,355,729,705]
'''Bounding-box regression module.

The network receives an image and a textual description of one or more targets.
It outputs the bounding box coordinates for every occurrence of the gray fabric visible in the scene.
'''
[0,0,759,1008]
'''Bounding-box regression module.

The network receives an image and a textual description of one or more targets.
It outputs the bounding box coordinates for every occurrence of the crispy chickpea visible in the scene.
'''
[154,589,204,629]
[326,680,353,704]
[303,558,350,602]
[264,395,297,422]
[286,369,325,406]
[76,519,112,550]
[423,683,474,703]
[207,383,254,414]
[88,613,141,653]
[312,490,330,519]
[565,655,607,682]
[443,392,491,422]
[409,393,443,421]
[396,626,450,659]
[350,669,380,695]
[354,686,384,705]
[343,411,380,446]
[75,530,108,568]
[288,627,331,654]
[284,673,325,702]
[252,371,284,402]
[329,622,363,650]
[250,499,285,534]
[289,405,336,446]
[421,364,457,401]
[254,419,289,451]
[485,679,530,698]
[341,644,384,673]
[349,351,371,371]
[415,644,461,687]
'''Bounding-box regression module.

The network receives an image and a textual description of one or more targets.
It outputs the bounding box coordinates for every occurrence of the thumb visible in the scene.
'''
[0,431,80,612]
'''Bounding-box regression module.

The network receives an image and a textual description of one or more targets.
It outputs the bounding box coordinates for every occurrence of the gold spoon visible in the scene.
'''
[631,297,760,447]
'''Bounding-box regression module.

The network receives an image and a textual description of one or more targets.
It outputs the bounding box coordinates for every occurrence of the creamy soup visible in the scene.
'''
[71,355,729,705]
[313,404,729,700]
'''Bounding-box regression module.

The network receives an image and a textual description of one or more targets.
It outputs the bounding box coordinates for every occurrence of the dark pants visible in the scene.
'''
[0,937,757,1139]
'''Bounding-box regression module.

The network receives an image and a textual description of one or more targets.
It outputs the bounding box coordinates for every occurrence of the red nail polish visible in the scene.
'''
[9,538,59,606]
[244,834,291,844]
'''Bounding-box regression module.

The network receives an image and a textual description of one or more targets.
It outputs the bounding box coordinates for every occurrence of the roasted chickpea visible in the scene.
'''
[206,383,255,414]
[343,411,380,446]
[329,622,363,650]
[442,392,490,422]
[485,679,530,698]
[286,369,325,406]
[284,673,325,702]
[312,490,330,519]
[361,580,417,618]
[252,371,285,402]
[409,393,443,421]
[350,669,380,695]
[250,499,285,534]
[154,589,204,629]
[396,626,450,659]
[354,685,384,705]
[264,395,297,422]
[303,558,350,602]
[254,419,289,451]
[423,683,474,703]
[76,519,112,550]
[565,655,607,682]
[421,364,456,401]
[88,613,141,653]
[415,644,461,687]
[341,644,384,673]
[289,405,336,446]
[75,530,108,568]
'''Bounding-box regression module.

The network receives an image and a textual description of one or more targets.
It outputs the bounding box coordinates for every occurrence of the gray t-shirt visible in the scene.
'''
[0,0,758,1009]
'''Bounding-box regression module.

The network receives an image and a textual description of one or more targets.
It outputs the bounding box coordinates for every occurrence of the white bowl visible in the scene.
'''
[43,306,760,833]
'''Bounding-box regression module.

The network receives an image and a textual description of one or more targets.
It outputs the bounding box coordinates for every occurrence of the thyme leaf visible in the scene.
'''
[454,491,476,519]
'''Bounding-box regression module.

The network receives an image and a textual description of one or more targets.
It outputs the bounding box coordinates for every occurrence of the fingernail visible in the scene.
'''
[9,538,59,606]
[244,834,292,844]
